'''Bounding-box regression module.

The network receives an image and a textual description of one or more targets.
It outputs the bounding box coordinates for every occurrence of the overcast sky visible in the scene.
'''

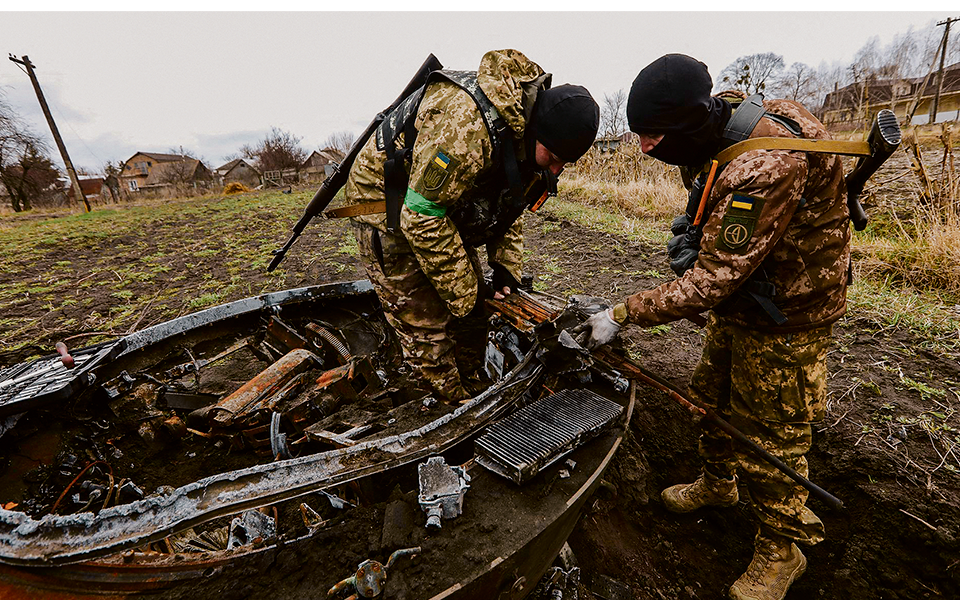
[0,9,955,174]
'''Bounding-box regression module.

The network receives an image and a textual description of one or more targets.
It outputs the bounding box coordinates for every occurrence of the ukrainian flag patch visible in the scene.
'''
[730,194,755,211]
[716,193,765,254]
[419,148,460,197]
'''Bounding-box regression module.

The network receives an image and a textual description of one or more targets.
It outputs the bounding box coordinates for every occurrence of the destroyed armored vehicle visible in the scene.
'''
[0,280,633,599]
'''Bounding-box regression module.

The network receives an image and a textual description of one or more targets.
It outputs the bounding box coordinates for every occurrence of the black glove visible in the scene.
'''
[666,214,701,277]
[490,263,521,295]
[468,279,495,319]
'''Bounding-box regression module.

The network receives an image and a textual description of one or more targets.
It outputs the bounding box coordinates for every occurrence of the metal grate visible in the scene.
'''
[0,341,124,418]
[474,388,623,484]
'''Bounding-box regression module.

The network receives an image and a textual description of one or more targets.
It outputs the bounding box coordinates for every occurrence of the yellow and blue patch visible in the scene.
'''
[433,151,451,170]
[730,196,755,211]
[716,193,765,253]
[418,148,460,198]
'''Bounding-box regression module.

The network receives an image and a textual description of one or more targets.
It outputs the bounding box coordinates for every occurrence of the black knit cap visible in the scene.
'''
[533,84,600,163]
[627,54,714,135]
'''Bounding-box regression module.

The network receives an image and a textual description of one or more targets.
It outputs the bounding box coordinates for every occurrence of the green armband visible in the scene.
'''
[404,188,447,217]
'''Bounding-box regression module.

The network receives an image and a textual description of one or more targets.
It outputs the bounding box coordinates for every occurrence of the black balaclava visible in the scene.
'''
[532,84,600,163]
[627,54,731,168]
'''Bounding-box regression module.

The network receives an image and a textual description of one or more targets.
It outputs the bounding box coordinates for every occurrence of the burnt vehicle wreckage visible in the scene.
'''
[0,280,846,599]
[0,281,645,598]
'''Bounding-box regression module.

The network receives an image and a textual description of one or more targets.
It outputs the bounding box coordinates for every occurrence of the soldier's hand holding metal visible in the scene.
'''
[572,308,622,350]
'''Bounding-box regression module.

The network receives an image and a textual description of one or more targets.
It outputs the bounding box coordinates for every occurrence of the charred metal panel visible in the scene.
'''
[119,281,375,357]
[0,340,125,419]
[474,388,624,484]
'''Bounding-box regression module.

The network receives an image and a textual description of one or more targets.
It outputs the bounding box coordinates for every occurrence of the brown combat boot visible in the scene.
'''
[661,472,739,513]
[729,536,807,600]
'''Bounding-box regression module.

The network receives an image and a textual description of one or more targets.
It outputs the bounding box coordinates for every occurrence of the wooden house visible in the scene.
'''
[215,158,261,188]
[821,61,960,129]
[119,152,212,195]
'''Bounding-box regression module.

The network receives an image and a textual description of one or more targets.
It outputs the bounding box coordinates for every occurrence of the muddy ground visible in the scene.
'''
[2,152,960,598]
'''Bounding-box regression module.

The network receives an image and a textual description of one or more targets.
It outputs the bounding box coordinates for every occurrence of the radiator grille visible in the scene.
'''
[475,388,623,484]
[0,341,123,417]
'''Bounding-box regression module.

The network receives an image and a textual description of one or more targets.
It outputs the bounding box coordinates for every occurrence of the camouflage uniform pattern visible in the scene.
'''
[343,50,546,399]
[691,312,829,544]
[621,99,848,546]
[623,99,850,333]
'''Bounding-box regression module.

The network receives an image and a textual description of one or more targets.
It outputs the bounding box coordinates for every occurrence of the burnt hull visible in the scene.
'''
[0,282,632,599]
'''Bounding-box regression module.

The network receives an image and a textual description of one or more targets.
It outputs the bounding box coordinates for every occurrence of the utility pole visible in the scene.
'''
[930,17,959,125]
[8,54,91,212]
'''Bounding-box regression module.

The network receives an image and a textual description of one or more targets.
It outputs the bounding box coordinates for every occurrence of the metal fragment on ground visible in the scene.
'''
[418,456,470,529]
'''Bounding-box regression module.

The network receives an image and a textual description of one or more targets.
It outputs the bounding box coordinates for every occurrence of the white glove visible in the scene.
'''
[576,308,621,350]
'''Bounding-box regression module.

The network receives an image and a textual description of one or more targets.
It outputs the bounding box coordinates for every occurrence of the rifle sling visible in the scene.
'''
[325,201,388,219]
[715,137,872,166]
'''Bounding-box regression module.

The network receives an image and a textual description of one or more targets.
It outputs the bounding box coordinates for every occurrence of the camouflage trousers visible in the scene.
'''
[689,312,831,545]
[352,221,476,401]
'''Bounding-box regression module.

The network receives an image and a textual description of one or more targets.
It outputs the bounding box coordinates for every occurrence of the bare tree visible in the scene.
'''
[772,62,818,106]
[717,53,785,96]
[0,93,60,212]
[600,89,628,138]
[242,127,307,173]
[322,131,356,155]
[157,146,204,187]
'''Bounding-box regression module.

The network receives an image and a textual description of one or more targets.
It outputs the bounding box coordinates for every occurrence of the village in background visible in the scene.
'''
[1,20,959,212]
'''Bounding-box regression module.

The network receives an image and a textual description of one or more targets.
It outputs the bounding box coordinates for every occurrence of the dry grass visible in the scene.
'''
[856,203,960,299]
[223,182,251,195]
[560,144,686,221]
[856,124,960,301]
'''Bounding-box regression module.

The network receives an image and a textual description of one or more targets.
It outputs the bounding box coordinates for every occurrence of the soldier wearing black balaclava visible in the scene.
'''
[577,53,851,600]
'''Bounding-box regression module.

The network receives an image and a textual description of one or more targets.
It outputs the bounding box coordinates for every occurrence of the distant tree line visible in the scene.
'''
[598,20,960,138]
[0,91,61,212]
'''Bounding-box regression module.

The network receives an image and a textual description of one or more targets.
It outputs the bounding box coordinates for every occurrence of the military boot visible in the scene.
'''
[729,536,807,600]
[661,472,738,513]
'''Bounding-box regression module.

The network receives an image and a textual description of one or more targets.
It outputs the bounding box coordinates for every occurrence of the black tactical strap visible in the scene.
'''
[498,120,523,205]
[376,70,511,231]
[742,279,788,325]
[722,94,766,143]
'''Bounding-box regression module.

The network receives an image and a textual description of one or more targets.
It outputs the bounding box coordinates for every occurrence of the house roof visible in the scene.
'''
[302,148,345,168]
[824,60,960,110]
[121,152,199,176]
[138,152,193,162]
[224,159,260,177]
[217,158,260,176]
[216,158,243,172]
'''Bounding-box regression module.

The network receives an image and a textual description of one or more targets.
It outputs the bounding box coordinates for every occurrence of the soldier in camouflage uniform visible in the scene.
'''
[577,54,849,600]
[344,49,599,402]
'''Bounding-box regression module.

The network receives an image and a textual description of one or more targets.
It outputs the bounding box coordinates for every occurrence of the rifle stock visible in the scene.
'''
[267,53,443,272]
[845,109,901,232]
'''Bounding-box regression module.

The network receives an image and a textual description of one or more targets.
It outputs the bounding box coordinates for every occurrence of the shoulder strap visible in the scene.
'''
[715,137,871,166]
[722,94,766,144]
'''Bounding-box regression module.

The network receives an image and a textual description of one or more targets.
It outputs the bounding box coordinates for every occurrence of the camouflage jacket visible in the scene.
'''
[345,49,546,317]
[622,99,850,332]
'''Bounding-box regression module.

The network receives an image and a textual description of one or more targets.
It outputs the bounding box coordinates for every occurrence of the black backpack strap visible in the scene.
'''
[379,83,429,231]
[741,278,788,325]
[722,94,766,144]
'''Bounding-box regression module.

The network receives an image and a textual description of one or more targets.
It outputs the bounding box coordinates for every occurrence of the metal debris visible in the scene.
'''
[475,389,624,484]
[328,547,420,598]
[227,509,276,549]
[417,456,470,529]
